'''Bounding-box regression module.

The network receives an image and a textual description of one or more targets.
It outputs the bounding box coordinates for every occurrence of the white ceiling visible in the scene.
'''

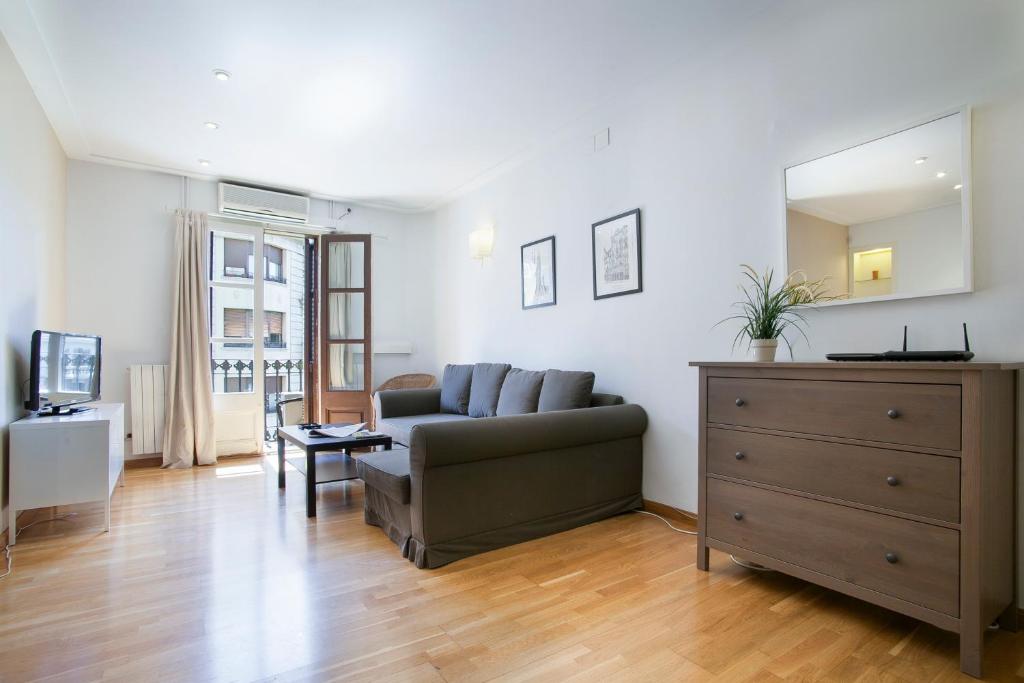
[785,112,963,226]
[0,0,766,212]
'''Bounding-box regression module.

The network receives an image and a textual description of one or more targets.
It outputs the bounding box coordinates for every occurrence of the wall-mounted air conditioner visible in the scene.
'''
[218,183,310,224]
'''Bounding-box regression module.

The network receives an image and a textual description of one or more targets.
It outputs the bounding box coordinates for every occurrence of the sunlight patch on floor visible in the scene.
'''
[215,463,266,478]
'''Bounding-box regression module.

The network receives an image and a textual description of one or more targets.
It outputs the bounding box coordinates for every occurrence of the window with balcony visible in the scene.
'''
[265,311,285,348]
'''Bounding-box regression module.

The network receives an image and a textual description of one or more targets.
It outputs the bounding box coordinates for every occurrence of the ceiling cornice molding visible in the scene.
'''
[0,0,89,157]
[77,152,434,215]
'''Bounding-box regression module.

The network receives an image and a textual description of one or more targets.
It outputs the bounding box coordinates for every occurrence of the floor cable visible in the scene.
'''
[0,514,77,581]
[633,508,774,572]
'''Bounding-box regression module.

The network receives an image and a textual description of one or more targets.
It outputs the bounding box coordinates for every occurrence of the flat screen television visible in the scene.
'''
[26,330,102,415]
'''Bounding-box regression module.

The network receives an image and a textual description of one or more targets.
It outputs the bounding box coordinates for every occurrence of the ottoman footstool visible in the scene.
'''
[356,447,414,558]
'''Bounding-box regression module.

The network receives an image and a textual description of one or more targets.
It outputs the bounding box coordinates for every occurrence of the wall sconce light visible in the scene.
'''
[469,226,495,259]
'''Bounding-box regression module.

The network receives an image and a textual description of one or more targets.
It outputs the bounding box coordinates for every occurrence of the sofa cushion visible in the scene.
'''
[468,363,512,418]
[537,369,596,412]
[439,364,474,414]
[496,368,546,415]
[356,448,411,504]
[377,413,473,446]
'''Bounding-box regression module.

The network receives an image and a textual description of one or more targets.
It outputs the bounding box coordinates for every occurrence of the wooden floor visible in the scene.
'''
[1,455,1022,683]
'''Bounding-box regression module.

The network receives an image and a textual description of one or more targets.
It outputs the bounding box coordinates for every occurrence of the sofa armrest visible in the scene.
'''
[409,404,647,469]
[374,388,442,419]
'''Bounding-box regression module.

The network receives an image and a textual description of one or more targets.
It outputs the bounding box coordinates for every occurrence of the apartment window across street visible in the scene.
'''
[223,307,254,348]
[224,238,254,278]
[223,309,285,349]
[265,311,285,348]
[223,238,285,284]
[265,245,285,283]
[224,307,253,337]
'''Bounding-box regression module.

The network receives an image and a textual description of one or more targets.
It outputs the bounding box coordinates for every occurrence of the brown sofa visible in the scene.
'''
[357,384,647,568]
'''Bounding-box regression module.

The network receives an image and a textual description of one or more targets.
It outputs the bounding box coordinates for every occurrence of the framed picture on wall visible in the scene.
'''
[521,236,556,309]
[592,209,642,299]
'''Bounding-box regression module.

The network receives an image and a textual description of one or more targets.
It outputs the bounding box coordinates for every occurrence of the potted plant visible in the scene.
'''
[719,265,839,361]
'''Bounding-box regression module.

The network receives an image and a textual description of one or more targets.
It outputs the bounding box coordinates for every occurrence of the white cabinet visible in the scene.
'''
[9,403,125,544]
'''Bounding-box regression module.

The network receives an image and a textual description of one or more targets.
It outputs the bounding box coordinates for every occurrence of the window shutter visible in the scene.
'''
[224,308,254,338]
[265,311,284,335]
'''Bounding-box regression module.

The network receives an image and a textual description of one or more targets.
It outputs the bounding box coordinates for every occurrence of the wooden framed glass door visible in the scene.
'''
[319,234,372,424]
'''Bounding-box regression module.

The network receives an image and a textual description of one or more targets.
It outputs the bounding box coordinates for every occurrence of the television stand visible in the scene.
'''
[9,403,124,545]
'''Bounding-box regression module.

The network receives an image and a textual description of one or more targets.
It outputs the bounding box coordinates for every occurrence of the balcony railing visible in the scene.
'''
[211,359,304,440]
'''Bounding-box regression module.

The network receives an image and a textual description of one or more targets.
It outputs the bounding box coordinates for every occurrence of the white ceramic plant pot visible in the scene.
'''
[749,338,779,362]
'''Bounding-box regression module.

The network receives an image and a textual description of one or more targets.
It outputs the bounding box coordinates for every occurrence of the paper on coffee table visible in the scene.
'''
[319,423,365,438]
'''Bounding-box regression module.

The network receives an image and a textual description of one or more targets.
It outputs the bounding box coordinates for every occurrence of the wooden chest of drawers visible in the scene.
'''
[691,362,1019,679]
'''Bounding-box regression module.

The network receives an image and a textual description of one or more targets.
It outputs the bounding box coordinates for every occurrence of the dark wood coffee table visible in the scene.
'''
[276,425,392,517]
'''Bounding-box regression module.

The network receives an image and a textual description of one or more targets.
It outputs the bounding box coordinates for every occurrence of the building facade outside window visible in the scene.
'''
[210,231,306,434]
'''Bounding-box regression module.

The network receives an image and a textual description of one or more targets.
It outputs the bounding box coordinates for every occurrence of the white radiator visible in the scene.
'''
[129,364,168,456]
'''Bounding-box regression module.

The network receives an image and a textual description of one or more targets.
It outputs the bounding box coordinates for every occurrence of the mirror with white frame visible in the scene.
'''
[784,110,972,305]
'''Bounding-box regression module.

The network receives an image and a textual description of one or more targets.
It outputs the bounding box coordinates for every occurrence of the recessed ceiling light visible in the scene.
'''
[914,156,928,164]
[935,171,947,178]
[212,69,231,81]
[953,184,963,190]
[198,159,211,167]
[204,121,220,130]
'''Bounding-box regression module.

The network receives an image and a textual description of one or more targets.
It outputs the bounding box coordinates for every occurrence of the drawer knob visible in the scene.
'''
[885,552,899,564]
[734,451,745,460]
[887,408,899,419]
[886,476,899,487]
[733,512,744,521]
[735,398,746,407]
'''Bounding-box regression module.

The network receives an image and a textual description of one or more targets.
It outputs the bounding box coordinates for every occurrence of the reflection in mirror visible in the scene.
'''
[785,112,968,303]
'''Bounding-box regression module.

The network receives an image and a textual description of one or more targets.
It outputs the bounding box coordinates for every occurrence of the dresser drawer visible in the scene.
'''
[707,428,960,522]
[706,478,959,616]
[707,377,961,450]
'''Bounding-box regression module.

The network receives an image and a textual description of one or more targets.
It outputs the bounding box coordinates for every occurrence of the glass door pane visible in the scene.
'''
[328,241,365,288]
[210,230,256,395]
[328,293,365,340]
[327,343,365,391]
[263,232,307,439]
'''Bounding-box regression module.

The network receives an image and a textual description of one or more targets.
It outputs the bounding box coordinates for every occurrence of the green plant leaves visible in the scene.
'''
[717,265,841,357]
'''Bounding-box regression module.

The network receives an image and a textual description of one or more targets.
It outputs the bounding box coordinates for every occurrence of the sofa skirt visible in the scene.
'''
[364,485,642,569]
[363,486,414,558]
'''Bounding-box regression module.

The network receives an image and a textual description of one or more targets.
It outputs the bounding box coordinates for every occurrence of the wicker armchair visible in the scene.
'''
[369,373,436,429]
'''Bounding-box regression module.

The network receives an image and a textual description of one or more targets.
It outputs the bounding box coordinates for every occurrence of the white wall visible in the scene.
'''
[66,161,435,456]
[0,32,67,534]
[65,161,179,442]
[430,1,1024,601]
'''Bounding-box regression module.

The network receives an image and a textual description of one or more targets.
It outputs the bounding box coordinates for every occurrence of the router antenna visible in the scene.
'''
[963,322,971,352]
[902,325,908,352]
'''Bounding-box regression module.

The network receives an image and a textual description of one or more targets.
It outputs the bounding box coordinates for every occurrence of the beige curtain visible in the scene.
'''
[162,210,216,468]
